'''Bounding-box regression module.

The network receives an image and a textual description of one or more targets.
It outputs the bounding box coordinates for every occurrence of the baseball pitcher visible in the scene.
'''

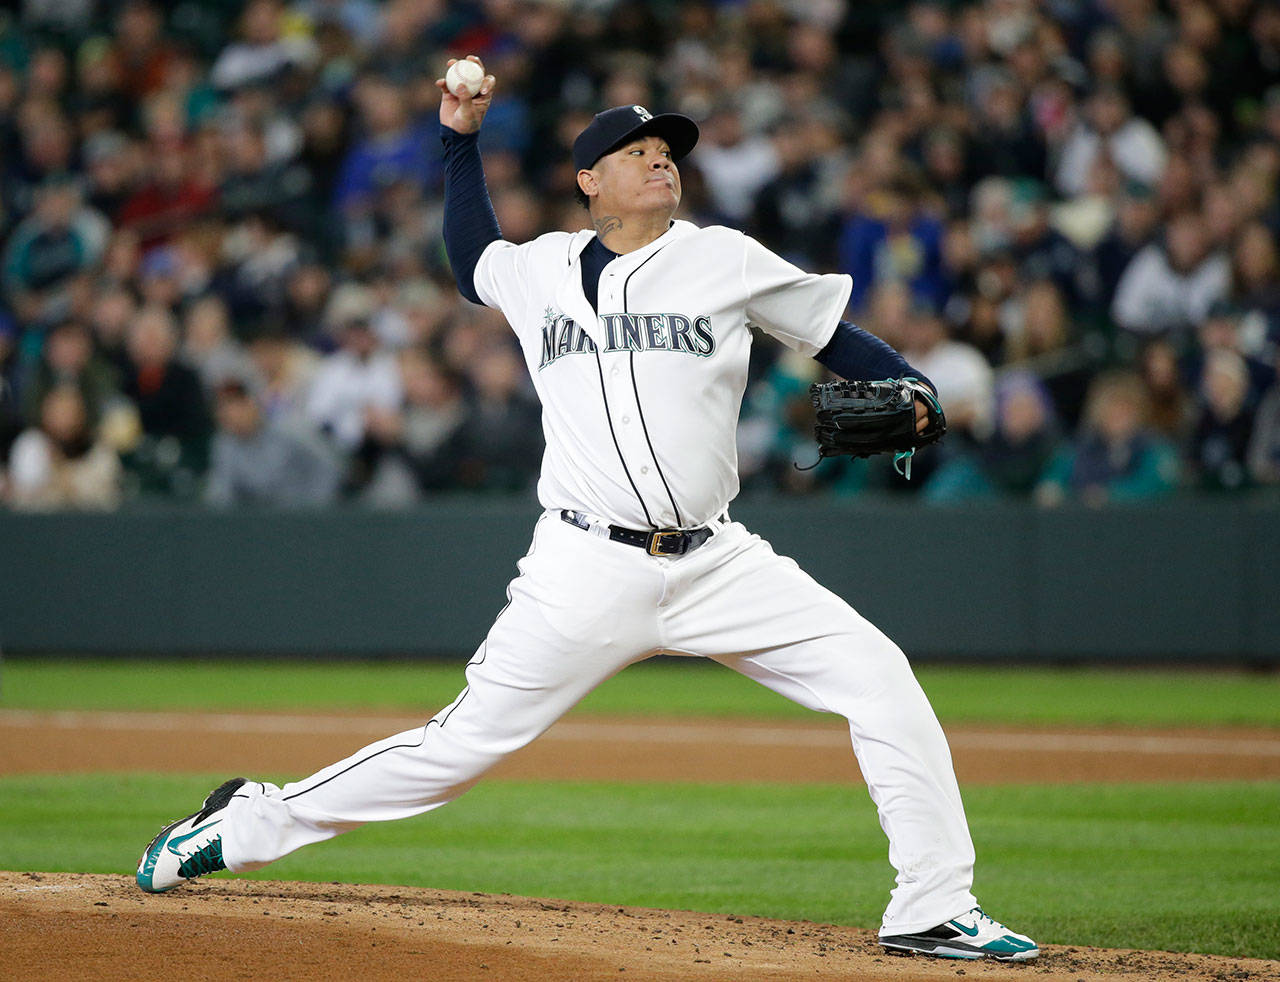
[136,57,1038,963]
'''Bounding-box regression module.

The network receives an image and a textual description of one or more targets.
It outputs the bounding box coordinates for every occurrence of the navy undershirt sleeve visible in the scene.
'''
[816,321,936,393]
[440,124,502,305]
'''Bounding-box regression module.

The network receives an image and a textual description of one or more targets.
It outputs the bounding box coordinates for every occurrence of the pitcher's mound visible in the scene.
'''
[2,872,1276,981]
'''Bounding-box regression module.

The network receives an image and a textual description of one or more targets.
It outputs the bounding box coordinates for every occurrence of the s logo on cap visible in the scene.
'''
[572,105,699,170]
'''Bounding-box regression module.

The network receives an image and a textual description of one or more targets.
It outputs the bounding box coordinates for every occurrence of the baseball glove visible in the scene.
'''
[809,378,946,478]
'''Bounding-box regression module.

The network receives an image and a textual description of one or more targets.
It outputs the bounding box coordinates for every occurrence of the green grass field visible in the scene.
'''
[4,658,1280,726]
[2,659,1279,960]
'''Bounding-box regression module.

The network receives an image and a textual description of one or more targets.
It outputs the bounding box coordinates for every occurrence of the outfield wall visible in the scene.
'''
[2,498,1277,662]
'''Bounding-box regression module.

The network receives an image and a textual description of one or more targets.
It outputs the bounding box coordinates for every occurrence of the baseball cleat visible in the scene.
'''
[879,907,1039,961]
[136,777,246,893]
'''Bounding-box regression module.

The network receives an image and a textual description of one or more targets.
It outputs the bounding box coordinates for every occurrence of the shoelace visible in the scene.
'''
[178,838,225,879]
[950,908,997,933]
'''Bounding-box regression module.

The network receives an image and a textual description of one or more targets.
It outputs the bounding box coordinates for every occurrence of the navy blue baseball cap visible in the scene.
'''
[572,105,700,171]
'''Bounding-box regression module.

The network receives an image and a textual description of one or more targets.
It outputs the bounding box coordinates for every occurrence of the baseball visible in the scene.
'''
[446,59,484,97]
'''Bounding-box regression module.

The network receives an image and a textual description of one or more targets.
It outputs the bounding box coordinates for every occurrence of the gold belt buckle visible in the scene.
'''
[647,530,684,555]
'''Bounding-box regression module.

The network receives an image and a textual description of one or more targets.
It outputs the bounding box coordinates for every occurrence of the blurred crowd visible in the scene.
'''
[1,0,1279,511]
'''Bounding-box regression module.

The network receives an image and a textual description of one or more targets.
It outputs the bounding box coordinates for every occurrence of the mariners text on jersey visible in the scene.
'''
[473,220,852,528]
[539,307,715,369]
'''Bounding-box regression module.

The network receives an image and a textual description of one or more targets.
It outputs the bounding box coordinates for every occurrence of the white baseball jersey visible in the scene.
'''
[472,220,852,528]
[213,211,983,943]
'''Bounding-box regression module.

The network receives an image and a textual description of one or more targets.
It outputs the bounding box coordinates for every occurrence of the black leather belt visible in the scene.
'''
[560,510,714,556]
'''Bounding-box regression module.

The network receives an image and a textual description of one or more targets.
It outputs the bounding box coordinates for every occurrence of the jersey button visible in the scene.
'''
[622,415,631,424]
[641,466,649,474]
[611,367,620,377]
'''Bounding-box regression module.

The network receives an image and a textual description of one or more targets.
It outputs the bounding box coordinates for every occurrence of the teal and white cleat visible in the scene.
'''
[136,778,247,893]
[879,907,1039,961]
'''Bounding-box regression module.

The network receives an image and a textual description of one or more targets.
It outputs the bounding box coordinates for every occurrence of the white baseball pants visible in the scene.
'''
[220,511,977,934]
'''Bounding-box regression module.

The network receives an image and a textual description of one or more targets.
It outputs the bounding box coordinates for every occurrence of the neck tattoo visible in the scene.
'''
[594,215,623,239]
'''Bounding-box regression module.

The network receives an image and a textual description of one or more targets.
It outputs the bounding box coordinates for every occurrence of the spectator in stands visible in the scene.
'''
[100,226,142,288]
[359,346,468,505]
[691,106,780,225]
[925,372,1066,502]
[1191,349,1254,491]
[305,286,402,452]
[1192,300,1274,396]
[1200,177,1243,255]
[279,254,334,344]
[82,132,138,222]
[294,0,382,53]
[7,385,122,510]
[901,304,994,442]
[1111,209,1231,335]
[1055,84,1167,197]
[111,0,176,100]
[967,175,1015,259]
[170,226,221,308]
[295,97,352,253]
[1154,154,1199,218]
[1084,28,1130,92]
[0,313,22,468]
[0,57,17,128]
[1231,221,1280,324]
[840,175,946,313]
[88,285,137,378]
[1139,339,1195,443]
[1252,10,1280,97]
[219,72,303,170]
[1086,180,1161,314]
[23,46,69,107]
[920,127,973,221]
[206,376,339,508]
[19,319,121,426]
[1004,279,1094,428]
[1050,153,1121,261]
[456,342,543,493]
[116,135,216,251]
[1156,40,1215,134]
[4,0,1280,509]
[1248,347,1280,486]
[219,119,314,236]
[333,73,440,222]
[135,245,184,311]
[182,296,253,394]
[163,42,220,131]
[3,177,108,327]
[1009,181,1081,307]
[246,323,318,424]
[121,304,212,494]
[970,69,1048,182]
[6,106,77,220]
[210,0,298,93]
[750,114,844,269]
[736,348,816,493]
[1038,372,1180,506]
[215,211,301,324]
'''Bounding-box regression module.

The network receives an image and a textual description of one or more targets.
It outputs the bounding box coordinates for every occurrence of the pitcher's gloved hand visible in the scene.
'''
[809,378,946,479]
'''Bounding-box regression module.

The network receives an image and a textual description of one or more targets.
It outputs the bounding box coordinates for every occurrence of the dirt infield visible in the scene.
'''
[4,711,1280,980]
[3,872,1278,982]
[4,708,1280,782]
